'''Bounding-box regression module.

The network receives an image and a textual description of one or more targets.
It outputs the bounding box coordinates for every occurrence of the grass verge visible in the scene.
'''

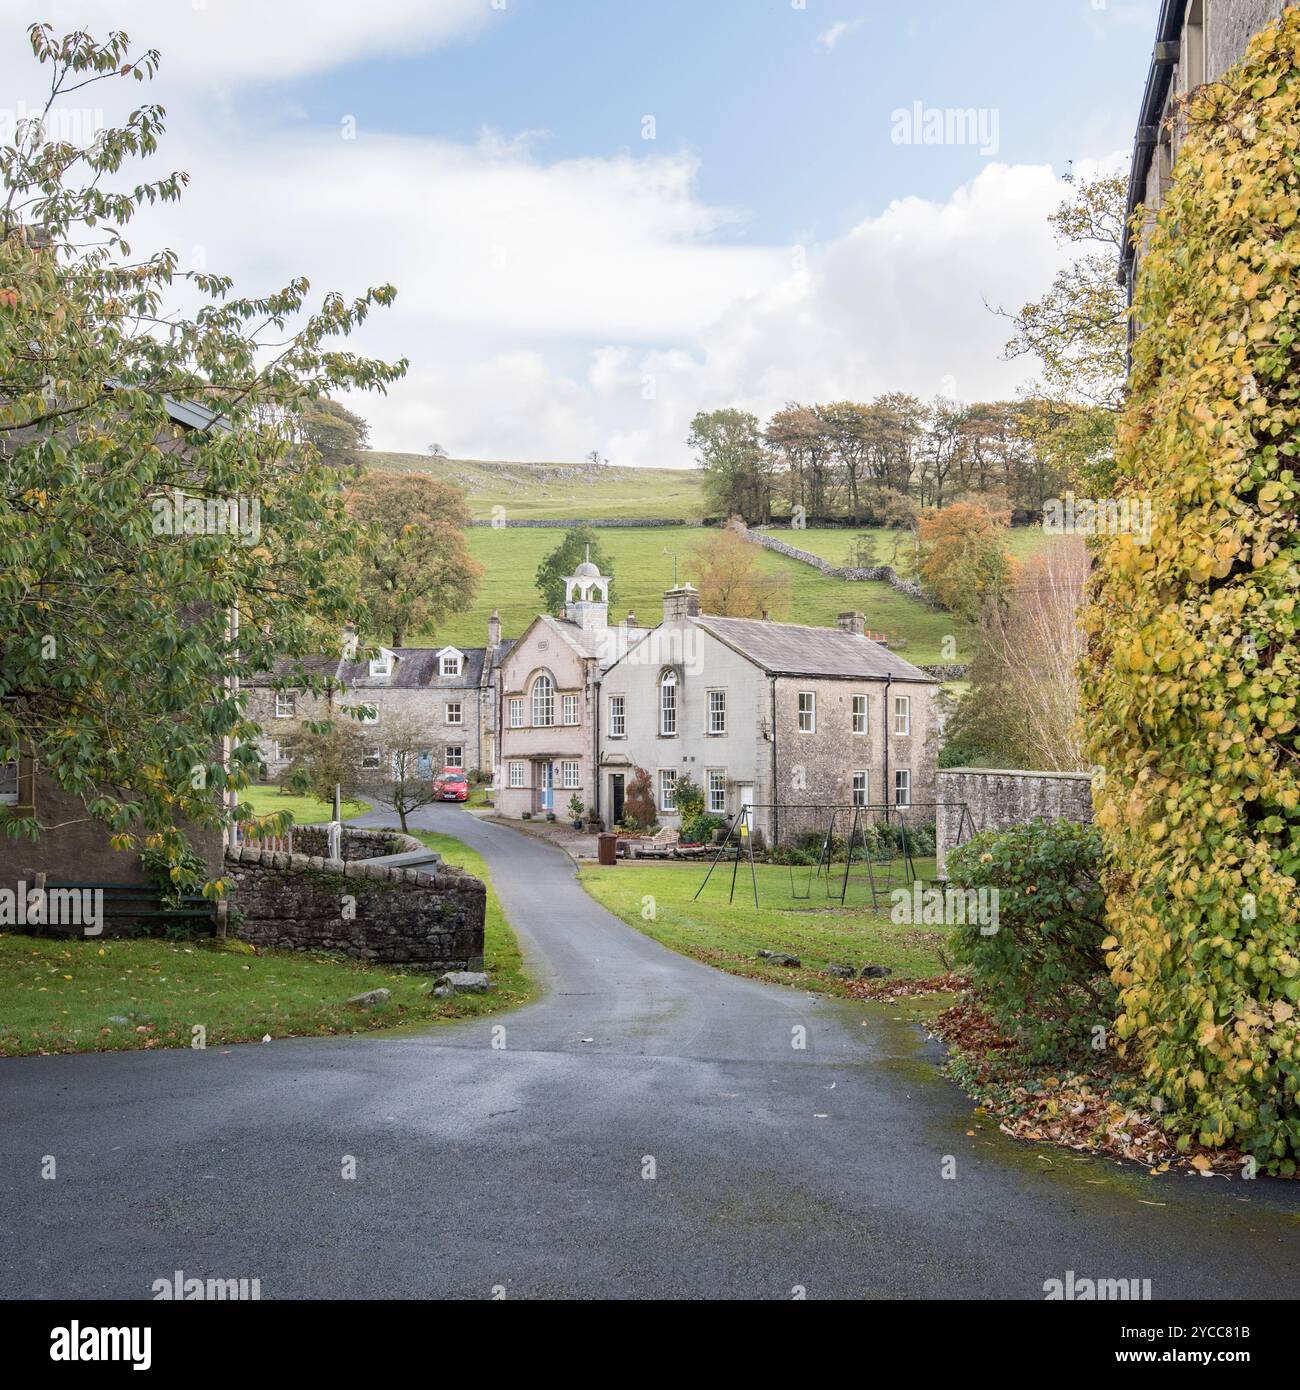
[238,784,371,825]
[578,858,954,997]
[0,827,529,1057]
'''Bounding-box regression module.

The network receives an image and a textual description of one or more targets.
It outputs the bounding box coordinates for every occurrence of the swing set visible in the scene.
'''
[692,801,974,909]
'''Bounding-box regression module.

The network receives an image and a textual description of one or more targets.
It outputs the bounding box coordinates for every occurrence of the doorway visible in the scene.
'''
[539,760,554,812]
[610,773,625,825]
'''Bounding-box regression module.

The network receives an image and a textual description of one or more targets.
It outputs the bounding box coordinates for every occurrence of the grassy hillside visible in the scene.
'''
[423,525,974,665]
[363,452,705,521]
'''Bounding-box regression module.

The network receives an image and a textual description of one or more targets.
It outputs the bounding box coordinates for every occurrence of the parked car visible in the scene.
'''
[433,769,469,802]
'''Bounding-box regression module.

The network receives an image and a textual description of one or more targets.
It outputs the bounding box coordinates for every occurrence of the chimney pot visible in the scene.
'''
[663,583,700,622]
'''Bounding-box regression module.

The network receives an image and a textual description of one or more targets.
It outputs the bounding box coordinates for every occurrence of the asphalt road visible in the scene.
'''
[3,805,1299,1300]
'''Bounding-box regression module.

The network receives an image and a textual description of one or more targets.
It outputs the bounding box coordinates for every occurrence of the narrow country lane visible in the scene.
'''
[2,807,1298,1300]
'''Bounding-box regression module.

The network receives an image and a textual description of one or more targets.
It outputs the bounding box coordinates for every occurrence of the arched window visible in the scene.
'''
[532,673,555,727]
[659,669,677,736]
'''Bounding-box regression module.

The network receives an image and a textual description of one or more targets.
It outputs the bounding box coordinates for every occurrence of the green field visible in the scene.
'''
[580,858,951,997]
[427,525,973,664]
[779,525,1055,567]
[364,453,705,521]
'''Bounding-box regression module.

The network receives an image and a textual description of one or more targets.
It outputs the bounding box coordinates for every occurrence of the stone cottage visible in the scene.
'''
[245,612,514,783]
[495,559,646,819]
[596,585,939,844]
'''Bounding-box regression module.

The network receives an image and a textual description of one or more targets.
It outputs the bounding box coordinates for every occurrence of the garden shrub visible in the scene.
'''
[622,767,656,829]
[947,820,1112,1063]
[1080,12,1300,1166]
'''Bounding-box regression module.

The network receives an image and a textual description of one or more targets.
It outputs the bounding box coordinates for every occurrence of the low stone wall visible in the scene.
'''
[468,517,685,528]
[225,841,485,971]
[936,767,1094,877]
[742,526,925,598]
[290,826,420,862]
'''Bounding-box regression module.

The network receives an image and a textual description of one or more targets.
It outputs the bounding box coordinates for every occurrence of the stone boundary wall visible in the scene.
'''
[224,836,485,971]
[468,517,686,528]
[290,826,421,862]
[741,525,925,598]
[935,766,1094,877]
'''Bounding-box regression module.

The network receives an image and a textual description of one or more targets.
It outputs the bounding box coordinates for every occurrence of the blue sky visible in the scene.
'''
[273,0,1155,244]
[2,0,1161,463]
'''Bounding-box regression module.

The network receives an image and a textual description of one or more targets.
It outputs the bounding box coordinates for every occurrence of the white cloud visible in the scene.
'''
[0,0,496,85]
[817,20,863,51]
[0,3,1123,470]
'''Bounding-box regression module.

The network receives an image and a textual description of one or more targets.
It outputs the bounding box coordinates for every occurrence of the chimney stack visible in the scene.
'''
[487,609,501,647]
[837,611,866,636]
[663,583,700,623]
[625,610,638,628]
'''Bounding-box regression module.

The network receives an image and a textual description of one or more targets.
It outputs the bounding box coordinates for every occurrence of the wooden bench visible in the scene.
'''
[45,882,218,935]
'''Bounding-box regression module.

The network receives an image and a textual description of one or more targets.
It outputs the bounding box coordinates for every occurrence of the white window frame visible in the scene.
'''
[851,771,868,807]
[532,674,555,727]
[707,688,726,735]
[797,691,816,733]
[445,701,463,726]
[707,769,726,814]
[658,768,677,812]
[440,652,462,677]
[562,693,580,726]
[362,747,382,770]
[609,694,626,738]
[852,694,868,735]
[660,670,677,736]
[560,760,581,790]
[274,691,296,719]
[508,761,526,788]
[509,697,524,729]
[0,761,17,805]
[893,695,911,737]
[894,769,912,807]
[444,745,463,769]
[368,653,392,679]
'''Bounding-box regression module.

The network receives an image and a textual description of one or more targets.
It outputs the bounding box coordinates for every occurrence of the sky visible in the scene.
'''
[0,0,1160,466]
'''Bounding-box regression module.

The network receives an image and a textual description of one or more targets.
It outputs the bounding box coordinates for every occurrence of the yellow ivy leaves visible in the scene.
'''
[1080,9,1300,1172]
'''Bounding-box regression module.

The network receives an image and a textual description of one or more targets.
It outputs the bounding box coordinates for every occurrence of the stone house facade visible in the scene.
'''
[495,560,646,819]
[1122,0,1290,313]
[245,612,513,784]
[597,585,940,845]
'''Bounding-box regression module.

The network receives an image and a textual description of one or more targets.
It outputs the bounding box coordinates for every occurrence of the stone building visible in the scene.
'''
[495,559,645,819]
[596,586,940,844]
[245,612,513,783]
[1122,0,1290,311]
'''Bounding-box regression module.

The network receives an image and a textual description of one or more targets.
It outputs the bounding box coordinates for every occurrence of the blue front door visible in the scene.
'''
[540,761,554,811]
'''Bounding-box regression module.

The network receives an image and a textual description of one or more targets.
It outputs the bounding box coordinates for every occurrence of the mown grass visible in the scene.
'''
[429,525,973,664]
[238,784,371,826]
[579,857,951,998]
[0,828,529,1057]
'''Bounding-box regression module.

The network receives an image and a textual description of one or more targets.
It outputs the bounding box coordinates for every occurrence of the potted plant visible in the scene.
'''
[568,793,585,830]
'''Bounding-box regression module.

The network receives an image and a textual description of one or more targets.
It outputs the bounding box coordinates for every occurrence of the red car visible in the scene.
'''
[433,768,469,802]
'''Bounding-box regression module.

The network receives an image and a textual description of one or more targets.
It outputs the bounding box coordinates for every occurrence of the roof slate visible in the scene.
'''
[691,615,934,682]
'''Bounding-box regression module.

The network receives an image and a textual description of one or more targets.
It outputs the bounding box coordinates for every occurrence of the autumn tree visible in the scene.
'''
[687,408,774,521]
[914,501,1015,622]
[534,524,616,615]
[996,169,1129,492]
[686,527,792,618]
[0,24,405,885]
[348,472,482,647]
[301,398,369,472]
[282,723,368,808]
